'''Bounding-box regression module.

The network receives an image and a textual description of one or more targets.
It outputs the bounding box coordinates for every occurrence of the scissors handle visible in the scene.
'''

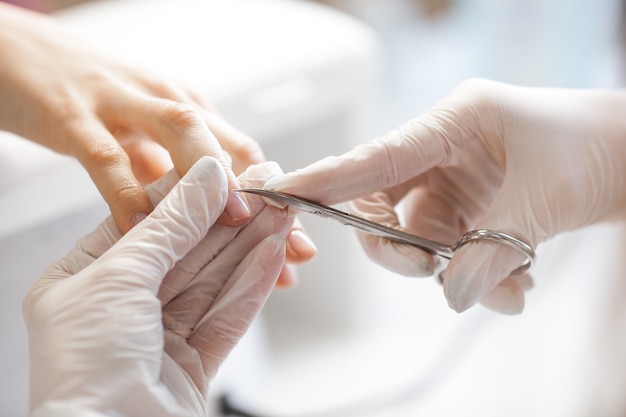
[453,229,535,275]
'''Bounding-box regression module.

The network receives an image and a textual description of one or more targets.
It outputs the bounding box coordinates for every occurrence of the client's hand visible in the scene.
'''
[0,2,258,232]
[23,157,293,416]
[0,3,316,286]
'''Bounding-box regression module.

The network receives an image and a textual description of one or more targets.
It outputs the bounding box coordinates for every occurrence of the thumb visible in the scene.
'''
[95,156,228,293]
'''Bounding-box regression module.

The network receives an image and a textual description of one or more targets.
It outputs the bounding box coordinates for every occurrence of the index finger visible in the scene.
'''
[263,118,449,205]
[106,95,252,225]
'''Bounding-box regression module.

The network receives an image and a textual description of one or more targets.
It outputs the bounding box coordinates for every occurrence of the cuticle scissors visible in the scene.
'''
[236,188,535,275]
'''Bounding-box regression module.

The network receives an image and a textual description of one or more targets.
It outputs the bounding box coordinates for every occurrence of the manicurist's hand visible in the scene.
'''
[266,79,626,313]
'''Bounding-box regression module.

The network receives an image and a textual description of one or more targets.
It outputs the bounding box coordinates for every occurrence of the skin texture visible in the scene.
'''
[0,3,316,285]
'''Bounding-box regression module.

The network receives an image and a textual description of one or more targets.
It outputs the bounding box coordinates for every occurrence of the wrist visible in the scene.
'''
[599,91,626,220]
[573,89,626,223]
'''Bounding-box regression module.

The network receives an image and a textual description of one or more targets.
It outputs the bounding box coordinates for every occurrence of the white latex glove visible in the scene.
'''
[265,79,626,314]
[23,156,293,416]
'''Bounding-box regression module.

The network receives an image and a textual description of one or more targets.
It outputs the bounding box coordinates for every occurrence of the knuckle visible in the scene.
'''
[112,180,138,197]
[109,179,144,205]
[452,78,502,109]
[455,77,495,94]
[83,141,129,169]
[159,101,205,132]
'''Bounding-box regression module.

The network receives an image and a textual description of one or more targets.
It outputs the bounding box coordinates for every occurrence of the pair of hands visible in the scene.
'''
[4,4,311,414]
[23,157,291,416]
[12,0,626,408]
[267,79,626,314]
[22,78,626,416]
[0,3,316,286]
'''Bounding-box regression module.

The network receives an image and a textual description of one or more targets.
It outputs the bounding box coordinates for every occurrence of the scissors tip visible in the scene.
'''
[235,188,292,209]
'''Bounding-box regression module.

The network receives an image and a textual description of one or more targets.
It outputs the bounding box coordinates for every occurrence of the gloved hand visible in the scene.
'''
[265,79,626,314]
[23,156,294,416]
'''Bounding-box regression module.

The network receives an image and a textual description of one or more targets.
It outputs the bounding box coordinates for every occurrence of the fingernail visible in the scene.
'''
[287,229,318,259]
[444,274,483,313]
[225,191,251,222]
[132,211,149,225]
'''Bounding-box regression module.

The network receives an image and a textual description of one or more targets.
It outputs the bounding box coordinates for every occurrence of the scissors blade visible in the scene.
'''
[236,188,453,259]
